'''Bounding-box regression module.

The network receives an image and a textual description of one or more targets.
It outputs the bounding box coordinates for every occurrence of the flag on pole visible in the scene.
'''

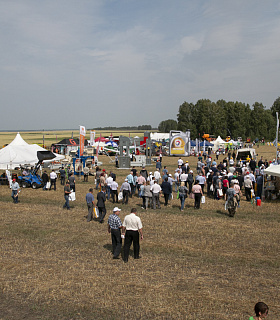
[90,130,95,146]
[80,126,86,156]
[96,133,101,162]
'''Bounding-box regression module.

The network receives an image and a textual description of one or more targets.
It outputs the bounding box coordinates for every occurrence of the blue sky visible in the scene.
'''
[0,0,280,130]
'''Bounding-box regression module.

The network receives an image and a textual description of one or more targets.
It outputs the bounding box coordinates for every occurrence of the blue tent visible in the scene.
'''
[200,140,214,147]
[190,140,213,147]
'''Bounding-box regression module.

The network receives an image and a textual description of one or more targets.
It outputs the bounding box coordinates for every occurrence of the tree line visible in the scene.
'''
[93,125,154,131]
[158,97,280,140]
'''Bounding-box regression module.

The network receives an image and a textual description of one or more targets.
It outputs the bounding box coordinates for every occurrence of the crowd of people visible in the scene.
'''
[85,150,279,217]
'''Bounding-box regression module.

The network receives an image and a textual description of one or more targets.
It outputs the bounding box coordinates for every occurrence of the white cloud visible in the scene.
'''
[180,35,204,54]
[205,23,242,53]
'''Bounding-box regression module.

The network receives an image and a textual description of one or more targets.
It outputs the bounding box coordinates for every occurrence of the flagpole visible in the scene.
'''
[276,112,279,161]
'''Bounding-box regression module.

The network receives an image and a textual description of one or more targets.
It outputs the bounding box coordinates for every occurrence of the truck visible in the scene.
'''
[236,148,256,161]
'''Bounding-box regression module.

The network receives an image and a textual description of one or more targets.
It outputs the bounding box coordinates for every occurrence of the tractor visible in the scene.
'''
[18,151,56,189]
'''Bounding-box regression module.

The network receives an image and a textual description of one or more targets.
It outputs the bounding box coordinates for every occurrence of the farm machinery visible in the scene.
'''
[18,151,56,189]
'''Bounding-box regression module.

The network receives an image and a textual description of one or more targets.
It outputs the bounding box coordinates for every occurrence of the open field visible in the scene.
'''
[0,145,279,319]
[0,130,147,148]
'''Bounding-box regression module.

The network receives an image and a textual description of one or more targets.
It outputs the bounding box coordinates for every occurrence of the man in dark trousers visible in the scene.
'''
[86,188,96,222]
[59,166,66,185]
[107,207,123,259]
[97,186,106,223]
[42,170,49,190]
[63,181,71,210]
[161,177,172,206]
[122,208,143,263]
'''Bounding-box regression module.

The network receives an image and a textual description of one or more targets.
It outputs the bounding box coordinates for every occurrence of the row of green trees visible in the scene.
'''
[93,125,153,131]
[158,98,280,140]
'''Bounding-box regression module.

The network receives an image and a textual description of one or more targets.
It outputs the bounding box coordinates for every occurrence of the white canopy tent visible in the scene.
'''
[264,165,280,178]
[226,139,239,145]
[150,132,169,141]
[212,136,227,151]
[0,133,64,170]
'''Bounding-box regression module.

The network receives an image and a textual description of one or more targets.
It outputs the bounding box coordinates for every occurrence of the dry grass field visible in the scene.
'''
[0,141,279,319]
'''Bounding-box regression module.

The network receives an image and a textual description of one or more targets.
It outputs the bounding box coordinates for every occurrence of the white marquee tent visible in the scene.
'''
[264,165,280,178]
[0,133,64,170]
[150,132,169,141]
[212,136,227,151]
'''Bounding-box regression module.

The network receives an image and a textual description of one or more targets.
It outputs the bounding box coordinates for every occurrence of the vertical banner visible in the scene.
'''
[90,130,95,146]
[96,133,101,163]
[80,125,86,156]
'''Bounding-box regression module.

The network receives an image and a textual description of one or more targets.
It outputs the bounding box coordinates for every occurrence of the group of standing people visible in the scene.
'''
[107,207,143,262]
[85,184,144,262]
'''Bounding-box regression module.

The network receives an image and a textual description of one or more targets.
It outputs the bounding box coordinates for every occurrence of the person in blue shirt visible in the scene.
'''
[126,171,135,197]
[156,160,162,171]
[85,188,96,222]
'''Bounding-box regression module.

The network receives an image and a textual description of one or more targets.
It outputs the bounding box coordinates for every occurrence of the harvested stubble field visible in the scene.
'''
[0,144,280,320]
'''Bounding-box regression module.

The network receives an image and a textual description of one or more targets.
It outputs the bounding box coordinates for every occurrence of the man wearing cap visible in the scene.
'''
[85,188,96,222]
[120,179,131,204]
[108,207,123,259]
[11,179,20,203]
[122,208,143,262]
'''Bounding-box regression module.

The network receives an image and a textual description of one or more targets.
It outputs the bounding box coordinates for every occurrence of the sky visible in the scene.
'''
[0,0,280,131]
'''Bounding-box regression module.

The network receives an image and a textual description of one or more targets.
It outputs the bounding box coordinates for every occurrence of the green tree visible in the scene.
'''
[194,99,212,135]
[138,125,152,130]
[158,119,177,132]
[271,97,280,117]
[177,102,197,138]
[250,102,275,140]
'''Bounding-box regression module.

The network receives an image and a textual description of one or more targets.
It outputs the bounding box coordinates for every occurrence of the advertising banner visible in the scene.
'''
[90,130,95,146]
[80,126,86,156]
[169,130,190,156]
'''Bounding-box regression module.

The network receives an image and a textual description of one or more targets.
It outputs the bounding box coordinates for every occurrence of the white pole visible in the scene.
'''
[276,112,279,161]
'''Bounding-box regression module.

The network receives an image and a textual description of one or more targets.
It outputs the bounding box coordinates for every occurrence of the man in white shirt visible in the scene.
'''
[110,179,119,203]
[150,181,162,209]
[178,157,183,166]
[49,170,57,191]
[122,208,143,262]
[174,169,180,192]
[154,169,161,184]
[180,172,188,185]
[11,179,20,203]
[106,174,113,200]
